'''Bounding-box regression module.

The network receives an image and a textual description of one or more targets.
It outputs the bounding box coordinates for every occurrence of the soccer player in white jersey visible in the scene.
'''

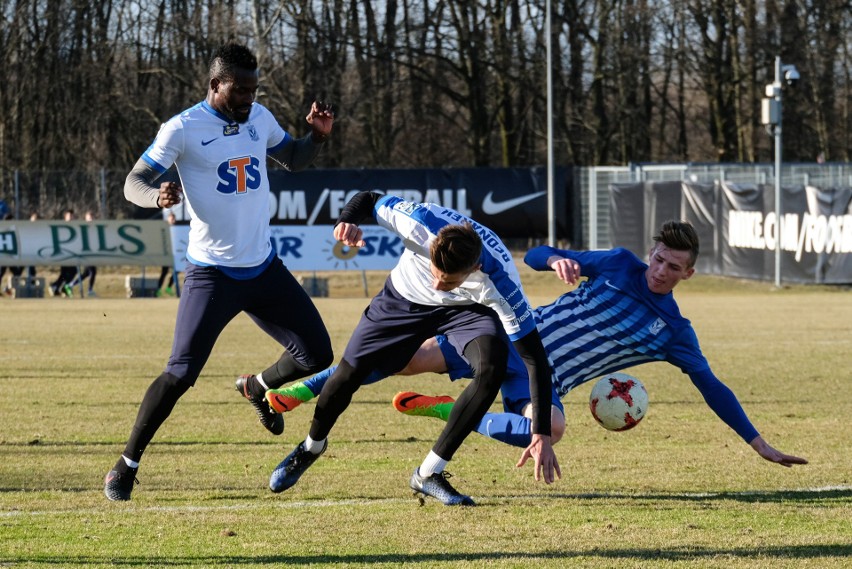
[268,221,807,469]
[268,191,560,505]
[103,43,335,501]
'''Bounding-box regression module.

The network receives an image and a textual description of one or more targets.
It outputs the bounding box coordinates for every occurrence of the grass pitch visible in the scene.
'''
[0,271,850,568]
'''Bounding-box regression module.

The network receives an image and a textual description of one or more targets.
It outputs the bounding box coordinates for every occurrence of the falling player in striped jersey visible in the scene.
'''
[267,220,807,468]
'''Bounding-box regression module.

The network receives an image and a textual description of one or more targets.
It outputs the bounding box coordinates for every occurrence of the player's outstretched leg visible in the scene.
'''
[409,469,474,506]
[265,366,335,412]
[268,366,394,413]
[235,374,284,435]
[393,391,455,420]
[394,391,540,448]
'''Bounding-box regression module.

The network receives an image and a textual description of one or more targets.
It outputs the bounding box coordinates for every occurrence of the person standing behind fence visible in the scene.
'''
[49,209,79,297]
[104,42,335,501]
[67,210,98,297]
[0,213,27,296]
[157,212,178,296]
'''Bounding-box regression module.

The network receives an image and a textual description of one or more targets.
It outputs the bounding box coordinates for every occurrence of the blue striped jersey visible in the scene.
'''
[526,246,710,397]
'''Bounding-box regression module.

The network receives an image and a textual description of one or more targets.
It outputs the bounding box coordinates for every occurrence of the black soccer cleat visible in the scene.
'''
[235,374,284,435]
[409,469,475,506]
[269,440,327,493]
[104,468,139,501]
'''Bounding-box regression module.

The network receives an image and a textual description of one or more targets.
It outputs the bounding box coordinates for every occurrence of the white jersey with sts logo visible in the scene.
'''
[373,195,535,341]
[142,101,292,267]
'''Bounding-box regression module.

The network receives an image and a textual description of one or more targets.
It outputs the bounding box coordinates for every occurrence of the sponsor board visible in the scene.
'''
[0,220,172,266]
[169,225,402,272]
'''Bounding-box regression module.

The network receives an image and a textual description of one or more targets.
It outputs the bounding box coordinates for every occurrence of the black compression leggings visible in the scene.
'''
[432,335,507,459]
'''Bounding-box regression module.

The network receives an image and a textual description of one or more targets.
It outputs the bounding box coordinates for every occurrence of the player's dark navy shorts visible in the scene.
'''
[165,256,332,385]
[342,277,506,375]
[436,334,564,415]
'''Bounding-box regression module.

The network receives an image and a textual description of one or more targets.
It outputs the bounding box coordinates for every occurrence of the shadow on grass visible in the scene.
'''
[2,544,851,565]
[0,437,428,447]
[536,488,852,505]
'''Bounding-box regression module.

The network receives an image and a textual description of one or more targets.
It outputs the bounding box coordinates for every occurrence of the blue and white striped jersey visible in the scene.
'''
[373,195,536,341]
[526,246,710,397]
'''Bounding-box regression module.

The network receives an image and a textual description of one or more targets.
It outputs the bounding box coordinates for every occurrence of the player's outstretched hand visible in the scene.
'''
[516,434,561,484]
[306,100,334,141]
[750,435,808,467]
[333,222,365,248]
[157,181,182,209]
[547,256,581,286]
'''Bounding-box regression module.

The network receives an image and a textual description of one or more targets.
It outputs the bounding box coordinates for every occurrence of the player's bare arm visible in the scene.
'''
[306,100,334,142]
[547,255,581,286]
[749,435,808,467]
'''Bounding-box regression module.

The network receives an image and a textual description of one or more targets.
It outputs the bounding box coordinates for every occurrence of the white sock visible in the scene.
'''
[122,455,140,469]
[255,373,270,390]
[305,435,326,454]
[417,450,448,477]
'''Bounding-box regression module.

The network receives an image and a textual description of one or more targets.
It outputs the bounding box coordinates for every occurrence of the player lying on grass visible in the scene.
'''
[266,220,808,468]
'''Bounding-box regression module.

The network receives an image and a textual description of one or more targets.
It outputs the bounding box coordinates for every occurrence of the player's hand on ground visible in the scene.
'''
[516,434,561,484]
[547,256,581,286]
[333,222,365,248]
[157,181,182,208]
[306,100,334,140]
[750,435,808,467]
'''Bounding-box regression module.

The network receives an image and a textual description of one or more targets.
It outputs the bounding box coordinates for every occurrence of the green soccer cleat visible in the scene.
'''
[392,392,455,421]
[266,382,316,413]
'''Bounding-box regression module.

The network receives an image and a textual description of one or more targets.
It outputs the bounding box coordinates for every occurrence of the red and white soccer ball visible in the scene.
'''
[589,373,649,431]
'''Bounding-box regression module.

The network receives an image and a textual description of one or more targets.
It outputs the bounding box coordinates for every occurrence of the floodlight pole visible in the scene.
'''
[763,55,797,288]
[546,0,556,246]
[773,56,783,288]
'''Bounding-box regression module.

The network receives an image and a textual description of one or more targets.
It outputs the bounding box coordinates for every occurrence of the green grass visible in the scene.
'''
[0,273,850,568]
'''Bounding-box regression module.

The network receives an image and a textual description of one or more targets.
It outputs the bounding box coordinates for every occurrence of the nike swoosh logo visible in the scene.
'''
[481,191,546,215]
[605,279,621,291]
[201,138,218,146]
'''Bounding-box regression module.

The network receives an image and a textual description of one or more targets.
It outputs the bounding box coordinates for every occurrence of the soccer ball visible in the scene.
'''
[589,373,648,431]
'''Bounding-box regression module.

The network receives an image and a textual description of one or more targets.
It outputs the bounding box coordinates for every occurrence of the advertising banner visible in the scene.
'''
[169,225,403,272]
[165,166,574,240]
[0,220,173,267]
[609,181,852,283]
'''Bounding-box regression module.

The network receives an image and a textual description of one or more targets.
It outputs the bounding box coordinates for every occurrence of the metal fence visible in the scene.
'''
[576,162,852,250]
[0,169,143,221]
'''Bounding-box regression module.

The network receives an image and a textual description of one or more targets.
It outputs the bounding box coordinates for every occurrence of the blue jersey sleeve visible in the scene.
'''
[524,246,629,280]
[689,368,759,443]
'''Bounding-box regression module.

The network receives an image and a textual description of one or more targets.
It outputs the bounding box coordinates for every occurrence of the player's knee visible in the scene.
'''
[151,372,192,397]
[310,349,334,373]
[550,407,566,444]
[299,343,334,373]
